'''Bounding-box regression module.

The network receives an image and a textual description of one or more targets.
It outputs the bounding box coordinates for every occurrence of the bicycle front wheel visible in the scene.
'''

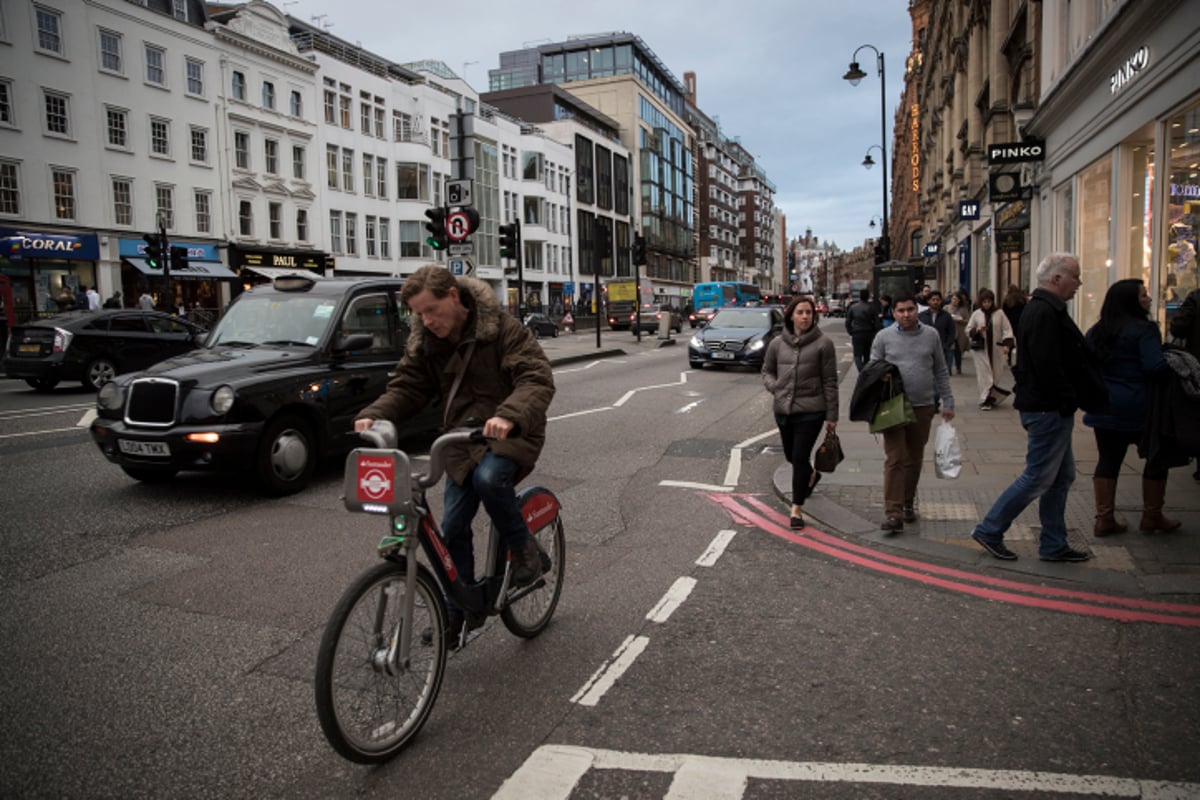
[501,487,566,638]
[314,561,446,763]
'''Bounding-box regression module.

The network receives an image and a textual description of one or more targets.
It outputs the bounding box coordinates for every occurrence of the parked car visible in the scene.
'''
[523,312,558,338]
[3,309,207,391]
[687,306,785,369]
[689,306,719,328]
[814,299,830,316]
[89,275,436,496]
[631,305,683,334]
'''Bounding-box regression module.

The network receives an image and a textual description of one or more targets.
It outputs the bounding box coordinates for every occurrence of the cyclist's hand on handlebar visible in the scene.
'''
[483,416,514,440]
[353,418,374,433]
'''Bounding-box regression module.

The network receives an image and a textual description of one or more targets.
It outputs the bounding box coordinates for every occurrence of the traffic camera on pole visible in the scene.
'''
[424,206,448,251]
[142,233,164,270]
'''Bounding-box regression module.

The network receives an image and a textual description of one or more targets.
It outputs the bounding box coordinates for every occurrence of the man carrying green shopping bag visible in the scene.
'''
[868,292,955,533]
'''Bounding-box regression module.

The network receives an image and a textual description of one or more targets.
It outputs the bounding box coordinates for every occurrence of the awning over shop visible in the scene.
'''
[122,257,238,280]
[242,265,327,282]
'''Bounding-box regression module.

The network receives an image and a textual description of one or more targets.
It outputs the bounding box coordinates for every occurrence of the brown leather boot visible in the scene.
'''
[1139,478,1181,533]
[1092,477,1127,536]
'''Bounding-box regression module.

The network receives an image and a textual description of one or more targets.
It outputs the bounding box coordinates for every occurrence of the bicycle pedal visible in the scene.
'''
[538,552,552,572]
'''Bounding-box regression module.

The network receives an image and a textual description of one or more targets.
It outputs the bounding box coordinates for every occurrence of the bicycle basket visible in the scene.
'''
[343,447,414,518]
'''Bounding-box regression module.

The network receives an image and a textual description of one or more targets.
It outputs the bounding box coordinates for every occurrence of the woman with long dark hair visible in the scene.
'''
[1082,278,1177,535]
[762,296,839,530]
[965,288,1015,409]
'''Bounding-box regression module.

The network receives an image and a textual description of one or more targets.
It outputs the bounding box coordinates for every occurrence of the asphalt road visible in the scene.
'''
[1,330,1198,798]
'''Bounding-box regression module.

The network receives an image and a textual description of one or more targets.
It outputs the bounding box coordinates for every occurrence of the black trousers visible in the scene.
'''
[779,417,825,505]
[1092,427,1166,480]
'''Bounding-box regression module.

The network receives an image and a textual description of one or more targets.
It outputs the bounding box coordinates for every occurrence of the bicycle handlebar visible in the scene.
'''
[359,422,489,489]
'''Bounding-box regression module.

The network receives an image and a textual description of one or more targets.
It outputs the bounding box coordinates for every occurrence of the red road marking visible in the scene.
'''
[708,493,1200,628]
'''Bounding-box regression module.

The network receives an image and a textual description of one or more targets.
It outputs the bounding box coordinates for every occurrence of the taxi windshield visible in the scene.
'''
[209,293,337,348]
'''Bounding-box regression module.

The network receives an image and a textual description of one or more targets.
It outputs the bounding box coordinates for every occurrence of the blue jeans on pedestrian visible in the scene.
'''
[441,450,530,585]
[973,411,1077,558]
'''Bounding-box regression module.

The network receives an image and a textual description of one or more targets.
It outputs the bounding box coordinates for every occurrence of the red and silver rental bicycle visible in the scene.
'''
[314,422,565,763]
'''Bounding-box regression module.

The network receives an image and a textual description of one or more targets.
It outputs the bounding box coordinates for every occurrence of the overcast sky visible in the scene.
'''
[283,0,915,252]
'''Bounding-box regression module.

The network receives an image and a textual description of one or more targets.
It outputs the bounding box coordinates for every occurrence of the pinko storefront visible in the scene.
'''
[1028,0,1200,334]
[0,228,100,323]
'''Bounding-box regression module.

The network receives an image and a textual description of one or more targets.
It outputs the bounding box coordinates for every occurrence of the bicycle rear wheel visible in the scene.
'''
[501,487,566,638]
[314,561,446,763]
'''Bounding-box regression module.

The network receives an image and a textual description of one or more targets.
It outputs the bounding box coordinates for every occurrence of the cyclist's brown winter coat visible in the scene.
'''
[356,276,555,485]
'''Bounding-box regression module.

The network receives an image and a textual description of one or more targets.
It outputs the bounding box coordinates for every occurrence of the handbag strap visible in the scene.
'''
[443,339,477,428]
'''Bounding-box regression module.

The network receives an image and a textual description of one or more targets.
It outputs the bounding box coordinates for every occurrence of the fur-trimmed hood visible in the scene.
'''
[404,276,505,356]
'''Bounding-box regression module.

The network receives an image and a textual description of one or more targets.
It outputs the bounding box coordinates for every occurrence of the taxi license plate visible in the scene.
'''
[18,344,40,354]
[118,440,171,457]
[712,351,736,360]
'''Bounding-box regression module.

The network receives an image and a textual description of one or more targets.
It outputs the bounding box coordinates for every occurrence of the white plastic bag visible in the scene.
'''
[933,421,962,480]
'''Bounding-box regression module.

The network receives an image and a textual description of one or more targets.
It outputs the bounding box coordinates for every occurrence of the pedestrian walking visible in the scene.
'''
[1002,285,1026,341]
[844,288,879,372]
[971,252,1105,563]
[86,286,101,310]
[75,285,89,310]
[763,296,839,530]
[879,295,895,328]
[138,291,155,310]
[966,288,1015,409]
[102,291,122,309]
[1083,279,1178,535]
[947,290,971,375]
[868,293,955,533]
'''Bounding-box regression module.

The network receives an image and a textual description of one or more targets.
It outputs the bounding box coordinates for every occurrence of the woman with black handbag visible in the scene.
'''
[762,296,839,530]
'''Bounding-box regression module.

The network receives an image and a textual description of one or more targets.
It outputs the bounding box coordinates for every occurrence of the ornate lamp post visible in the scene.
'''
[844,45,889,262]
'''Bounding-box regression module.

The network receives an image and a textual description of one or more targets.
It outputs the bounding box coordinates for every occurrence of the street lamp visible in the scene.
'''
[844,44,889,262]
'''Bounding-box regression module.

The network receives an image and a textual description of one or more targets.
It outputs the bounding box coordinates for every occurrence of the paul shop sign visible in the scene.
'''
[987,141,1045,165]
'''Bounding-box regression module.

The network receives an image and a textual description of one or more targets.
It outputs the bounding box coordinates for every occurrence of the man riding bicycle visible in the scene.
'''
[354,265,555,636]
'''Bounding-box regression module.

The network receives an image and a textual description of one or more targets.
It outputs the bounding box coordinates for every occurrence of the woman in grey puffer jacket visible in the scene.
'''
[762,296,839,529]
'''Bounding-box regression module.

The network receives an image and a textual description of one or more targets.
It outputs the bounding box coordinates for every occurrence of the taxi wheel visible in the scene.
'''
[257,414,315,496]
[121,466,178,483]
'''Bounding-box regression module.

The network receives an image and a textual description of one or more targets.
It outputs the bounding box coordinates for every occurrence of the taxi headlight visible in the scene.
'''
[211,385,235,415]
[97,381,124,411]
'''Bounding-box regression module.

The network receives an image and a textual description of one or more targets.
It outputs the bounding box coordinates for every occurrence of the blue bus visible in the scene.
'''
[692,281,763,310]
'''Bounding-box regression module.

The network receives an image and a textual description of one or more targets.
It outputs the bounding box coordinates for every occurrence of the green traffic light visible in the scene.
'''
[426,236,446,251]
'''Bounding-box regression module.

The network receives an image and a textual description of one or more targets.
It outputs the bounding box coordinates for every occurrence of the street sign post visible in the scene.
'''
[447,242,473,256]
[446,210,470,242]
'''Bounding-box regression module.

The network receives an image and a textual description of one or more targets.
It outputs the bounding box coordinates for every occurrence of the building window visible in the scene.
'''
[292,145,305,180]
[150,117,170,156]
[365,215,377,256]
[189,126,207,163]
[155,184,174,228]
[338,86,351,129]
[234,131,250,169]
[376,158,387,198]
[362,153,374,197]
[398,221,421,258]
[172,0,188,21]
[262,80,275,109]
[523,196,543,226]
[374,106,385,139]
[35,6,63,56]
[99,29,122,72]
[290,89,302,117]
[341,148,353,192]
[329,210,343,252]
[238,199,253,236]
[326,145,338,189]
[144,45,165,86]
[185,58,203,95]
[264,138,278,174]
[393,111,414,142]
[51,168,75,219]
[269,201,282,239]
[112,177,132,226]
[345,212,357,256]
[195,190,211,233]
[396,162,429,200]
[105,106,127,148]
[231,70,245,100]
[0,160,19,215]
[360,93,371,134]
[323,85,336,124]
[296,208,308,242]
[379,217,390,258]
[44,90,69,136]
[0,80,13,126]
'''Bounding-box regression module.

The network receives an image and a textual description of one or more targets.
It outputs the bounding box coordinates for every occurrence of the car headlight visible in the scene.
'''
[749,338,765,351]
[97,381,124,411]
[211,385,235,415]
[689,334,703,348]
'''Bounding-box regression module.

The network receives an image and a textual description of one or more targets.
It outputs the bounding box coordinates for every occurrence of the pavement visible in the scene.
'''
[537,322,1200,598]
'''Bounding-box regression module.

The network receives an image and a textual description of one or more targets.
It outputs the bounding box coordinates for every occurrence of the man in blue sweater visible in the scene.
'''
[869,293,955,532]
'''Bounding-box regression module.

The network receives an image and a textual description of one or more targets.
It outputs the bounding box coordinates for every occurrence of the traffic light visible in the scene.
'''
[462,207,481,236]
[632,233,647,266]
[498,219,521,261]
[424,206,448,251]
[170,246,188,272]
[142,233,164,270]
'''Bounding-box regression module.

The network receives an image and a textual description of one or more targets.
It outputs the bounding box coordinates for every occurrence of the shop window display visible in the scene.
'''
[1163,99,1200,329]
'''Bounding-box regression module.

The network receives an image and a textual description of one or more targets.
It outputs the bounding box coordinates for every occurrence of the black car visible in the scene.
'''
[523,313,558,338]
[3,309,207,391]
[90,275,434,495]
[687,306,785,369]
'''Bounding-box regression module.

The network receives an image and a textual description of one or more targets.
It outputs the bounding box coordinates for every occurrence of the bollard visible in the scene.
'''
[658,312,671,340]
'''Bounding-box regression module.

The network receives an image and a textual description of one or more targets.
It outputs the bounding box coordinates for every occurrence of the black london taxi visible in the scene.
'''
[90,275,434,495]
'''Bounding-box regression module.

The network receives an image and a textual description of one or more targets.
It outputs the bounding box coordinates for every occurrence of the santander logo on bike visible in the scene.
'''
[356,455,394,503]
[524,495,559,531]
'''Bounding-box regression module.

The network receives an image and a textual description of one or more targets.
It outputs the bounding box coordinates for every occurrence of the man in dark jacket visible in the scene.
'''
[972,252,1095,563]
[1169,287,1200,480]
[355,265,556,601]
[844,288,879,372]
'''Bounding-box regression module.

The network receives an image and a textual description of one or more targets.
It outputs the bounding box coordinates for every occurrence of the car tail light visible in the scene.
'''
[52,328,73,353]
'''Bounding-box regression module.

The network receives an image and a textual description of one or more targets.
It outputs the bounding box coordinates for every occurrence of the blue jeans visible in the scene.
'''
[441,450,530,584]
[974,411,1077,558]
